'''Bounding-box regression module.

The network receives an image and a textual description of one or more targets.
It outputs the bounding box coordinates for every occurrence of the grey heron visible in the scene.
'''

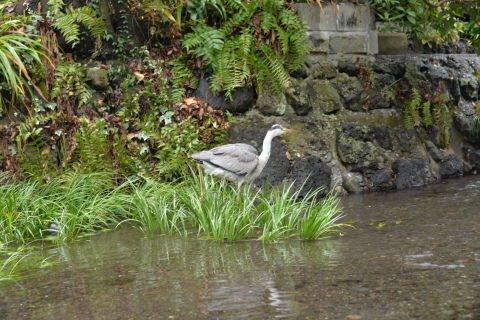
[191,124,294,187]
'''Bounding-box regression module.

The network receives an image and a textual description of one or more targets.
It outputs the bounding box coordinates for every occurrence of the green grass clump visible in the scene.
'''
[116,179,186,235]
[175,174,346,242]
[0,172,124,243]
[179,175,259,241]
[256,183,345,241]
[0,171,346,244]
[0,171,347,276]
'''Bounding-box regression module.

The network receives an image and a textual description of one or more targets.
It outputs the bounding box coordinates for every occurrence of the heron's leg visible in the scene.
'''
[197,164,204,202]
[235,182,243,203]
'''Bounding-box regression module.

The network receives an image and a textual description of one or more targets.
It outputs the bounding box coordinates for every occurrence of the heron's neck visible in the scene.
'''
[259,131,275,163]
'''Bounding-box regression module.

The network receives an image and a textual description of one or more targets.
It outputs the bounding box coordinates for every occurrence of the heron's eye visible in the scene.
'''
[270,124,282,131]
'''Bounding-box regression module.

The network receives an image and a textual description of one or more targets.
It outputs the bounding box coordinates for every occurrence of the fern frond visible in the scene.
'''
[169,60,196,103]
[432,103,450,147]
[259,11,278,34]
[182,1,308,97]
[183,24,225,64]
[47,0,65,13]
[211,31,254,98]
[422,101,432,126]
[218,9,250,34]
[16,113,71,179]
[51,61,91,107]
[258,45,291,94]
[403,88,422,129]
[224,0,246,12]
[75,133,112,173]
[51,5,106,48]
[279,7,298,26]
[470,115,480,137]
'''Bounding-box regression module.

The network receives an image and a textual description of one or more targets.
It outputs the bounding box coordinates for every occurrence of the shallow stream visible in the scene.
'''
[1,176,479,319]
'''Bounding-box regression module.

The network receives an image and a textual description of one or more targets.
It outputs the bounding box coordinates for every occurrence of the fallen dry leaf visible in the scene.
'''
[133,72,145,82]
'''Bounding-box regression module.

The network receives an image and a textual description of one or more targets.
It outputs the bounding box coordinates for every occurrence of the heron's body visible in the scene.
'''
[191,124,294,187]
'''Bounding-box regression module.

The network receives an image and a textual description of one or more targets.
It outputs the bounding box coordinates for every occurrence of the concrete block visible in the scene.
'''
[329,34,368,54]
[378,32,407,55]
[292,3,337,31]
[368,30,379,55]
[306,31,330,53]
[293,3,375,32]
[337,4,375,32]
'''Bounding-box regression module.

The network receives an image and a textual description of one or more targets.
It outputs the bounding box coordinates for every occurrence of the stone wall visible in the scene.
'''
[193,3,480,194]
[219,54,480,195]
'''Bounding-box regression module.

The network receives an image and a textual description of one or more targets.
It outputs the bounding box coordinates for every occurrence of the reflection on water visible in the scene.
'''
[1,176,480,319]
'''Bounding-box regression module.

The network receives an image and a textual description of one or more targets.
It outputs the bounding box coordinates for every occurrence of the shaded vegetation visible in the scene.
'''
[403,82,451,147]
[370,0,480,50]
[0,0,309,184]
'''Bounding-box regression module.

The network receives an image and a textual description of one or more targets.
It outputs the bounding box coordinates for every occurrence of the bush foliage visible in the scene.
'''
[369,0,480,50]
[0,0,312,183]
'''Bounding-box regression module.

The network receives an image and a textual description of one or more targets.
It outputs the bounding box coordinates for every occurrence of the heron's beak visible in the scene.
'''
[283,128,294,133]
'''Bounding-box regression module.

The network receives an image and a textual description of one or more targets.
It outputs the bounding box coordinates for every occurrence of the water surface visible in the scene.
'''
[1,176,479,319]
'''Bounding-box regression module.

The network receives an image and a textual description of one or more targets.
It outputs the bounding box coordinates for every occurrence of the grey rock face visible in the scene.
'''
[86,68,109,90]
[392,158,427,190]
[439,154,463,178]
[192,79,255,114]
[292,156,332,197]
[226,53,480,194]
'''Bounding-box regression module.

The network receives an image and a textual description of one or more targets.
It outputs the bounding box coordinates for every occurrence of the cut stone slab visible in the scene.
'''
[378,32,408,55]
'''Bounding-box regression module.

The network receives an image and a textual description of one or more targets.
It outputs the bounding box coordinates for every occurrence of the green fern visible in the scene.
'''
[470,115,480,137]
[72,118,137,177]
[432,101,450,147]
[182,1,308,98]
[210,31,253,98]
[183,25,225,68]
[48,2,106,48]
[18,130,54,179]
[169,59,198,103]
[422,101,433,126]
[16,113,70,180]
[403,85,451,147]
[73,121,113,174]
[403,88,423,129]
[47,0,64,13]
[258,44,291,94]
[51,61,91,107]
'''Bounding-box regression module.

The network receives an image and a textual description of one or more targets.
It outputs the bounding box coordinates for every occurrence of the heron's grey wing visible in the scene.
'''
[207,143,259,176]
[191,150,213,161]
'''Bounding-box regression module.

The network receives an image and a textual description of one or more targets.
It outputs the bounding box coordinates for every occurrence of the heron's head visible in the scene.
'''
[269,124,294,137]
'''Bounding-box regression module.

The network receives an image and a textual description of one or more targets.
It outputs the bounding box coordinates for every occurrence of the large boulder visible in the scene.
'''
[467,149,480,171]
[424,61,461,104]
[337,123,387,172]
[256,88,287,116]
[458,75,479,101]
[452,98,477,143]
[86,68,109,90]
[392,158,427,189]
[307,79,342,114]
[365,169,393,191]
[291,155,332,197]
[439,154,463,178]
[192,79,255,114]
[286,78,311,116]
[331,73,364,112]
[361,73,398,110]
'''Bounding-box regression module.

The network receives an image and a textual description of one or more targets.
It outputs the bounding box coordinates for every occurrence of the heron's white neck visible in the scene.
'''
[258,130,277,167]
